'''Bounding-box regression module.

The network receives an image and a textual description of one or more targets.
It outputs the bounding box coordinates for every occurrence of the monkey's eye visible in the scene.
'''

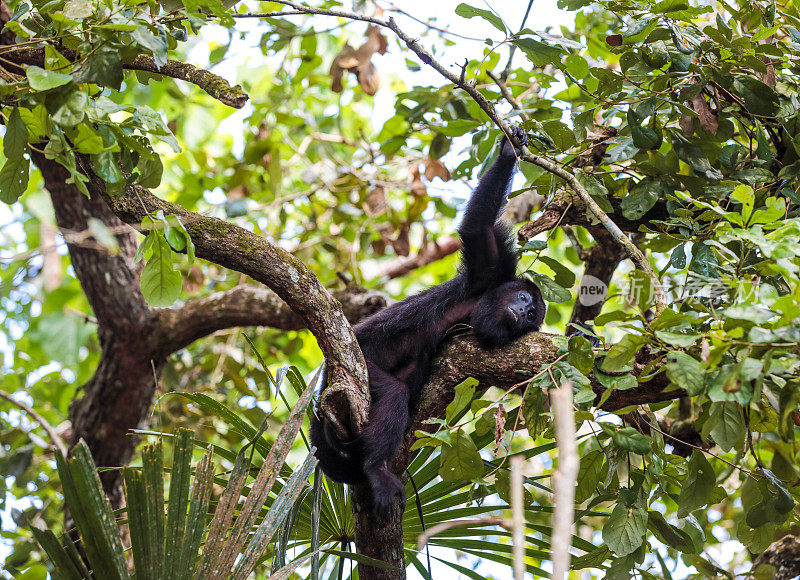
[519,292,528,302]
[527,311,535,320]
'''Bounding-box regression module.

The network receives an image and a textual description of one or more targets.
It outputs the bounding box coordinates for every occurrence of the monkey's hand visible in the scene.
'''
[500,125,528,158]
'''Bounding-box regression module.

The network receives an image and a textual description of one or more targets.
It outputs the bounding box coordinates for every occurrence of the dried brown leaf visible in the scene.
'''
[363,186,387,217]
[391,223,410,257]
[357,62,380,96]
[410,164,427,197]
[493,405,507,456]
[691,95,718,135]
[183,265,204,295]
[424,157,451,181]
[678,114,695,136]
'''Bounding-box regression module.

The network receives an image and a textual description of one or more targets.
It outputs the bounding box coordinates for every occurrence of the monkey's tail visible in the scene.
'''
[310,413,367,485]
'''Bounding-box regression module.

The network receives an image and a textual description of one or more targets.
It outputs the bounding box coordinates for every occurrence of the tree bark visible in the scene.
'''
[32,152,161,504]
[569,229,628,326]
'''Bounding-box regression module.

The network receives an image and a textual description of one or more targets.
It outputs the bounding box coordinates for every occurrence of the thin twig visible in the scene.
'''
[416,517,509,549]
[0,389,68,457]
[487,70,531,122]
[511,455,525,580]
[550,380,578,579]
[644,417,760,480]
[501,0,535,81]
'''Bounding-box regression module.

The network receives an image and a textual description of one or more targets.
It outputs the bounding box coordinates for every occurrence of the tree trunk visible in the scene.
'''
[32,152,160,505]
[352,484,406,580]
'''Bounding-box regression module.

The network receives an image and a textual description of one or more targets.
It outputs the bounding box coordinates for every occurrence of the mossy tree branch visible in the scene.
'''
[1,45,249,108]
[75,155,371,437]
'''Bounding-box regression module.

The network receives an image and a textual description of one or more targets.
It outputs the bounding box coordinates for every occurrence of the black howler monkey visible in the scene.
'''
[311,127,545,516]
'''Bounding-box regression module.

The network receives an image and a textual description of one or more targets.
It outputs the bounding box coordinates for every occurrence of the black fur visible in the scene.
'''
[311,127,545,516]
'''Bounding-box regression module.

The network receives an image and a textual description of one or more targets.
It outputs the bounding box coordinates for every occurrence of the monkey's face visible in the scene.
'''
[503,286,541,332]
[471,279,545,347]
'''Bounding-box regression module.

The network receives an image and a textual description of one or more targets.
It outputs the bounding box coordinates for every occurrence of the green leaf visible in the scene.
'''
[603,503,647,556]
[521,384,547,439]
[512,38,563,67]
[708,402,744,452]
[0,156,30,204]
[672,135,717,176]
[454,4,506,33]
[734,77,779,116]
[575,449,604,503]
[63,442,131,579]
[670,244,686,268]
[522,240,547,252]
[542,120,576,151]
[132,26,169,68]
[677,450,714,517]
[446,377,477,424]
[731,184,754,223]
[141,443,165,579]
[600,334,645,372]
[439,429,484,482]
[623,177,672,220]
[666,351,705,396]
[648,510,693,552]
[140,233,182,307]
[136,154,164,189]
[655,330,699,347]
[689,241,719,278]
[92,151,124,184]
[26,65,72,90]
[29,525,88,580]
[163,430,193,580]
[610,426,651,454]
[179,448,214,580]
[73,45,123,90]
[539,255,576,288]
[4,107,28,159]
[595,370,637,391]
[750,196,786,226]
[567,335,595,375]
[564,54,589,79]
[18,105,48,140]
[52,90,88,127]
[527,272,571,303]
[631,122,661,150]
[71,124,104,154]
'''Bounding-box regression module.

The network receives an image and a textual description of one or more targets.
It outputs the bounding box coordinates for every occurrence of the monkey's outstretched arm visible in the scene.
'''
[458,127,527,291]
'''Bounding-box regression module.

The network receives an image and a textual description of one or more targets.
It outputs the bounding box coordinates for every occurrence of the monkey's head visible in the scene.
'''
[471,279,545,348]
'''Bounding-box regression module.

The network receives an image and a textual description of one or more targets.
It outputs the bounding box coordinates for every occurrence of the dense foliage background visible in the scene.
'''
[1,0,800,578]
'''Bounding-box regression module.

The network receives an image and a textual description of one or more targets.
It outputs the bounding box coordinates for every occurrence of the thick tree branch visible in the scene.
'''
[154,285,387,356]
[75,156,370,436]
[415,333,681,431]
[1,46,249,108]
[378,235,460,279]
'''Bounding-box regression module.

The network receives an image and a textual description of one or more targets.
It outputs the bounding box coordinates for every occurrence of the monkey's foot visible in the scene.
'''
[368,466,407,518]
